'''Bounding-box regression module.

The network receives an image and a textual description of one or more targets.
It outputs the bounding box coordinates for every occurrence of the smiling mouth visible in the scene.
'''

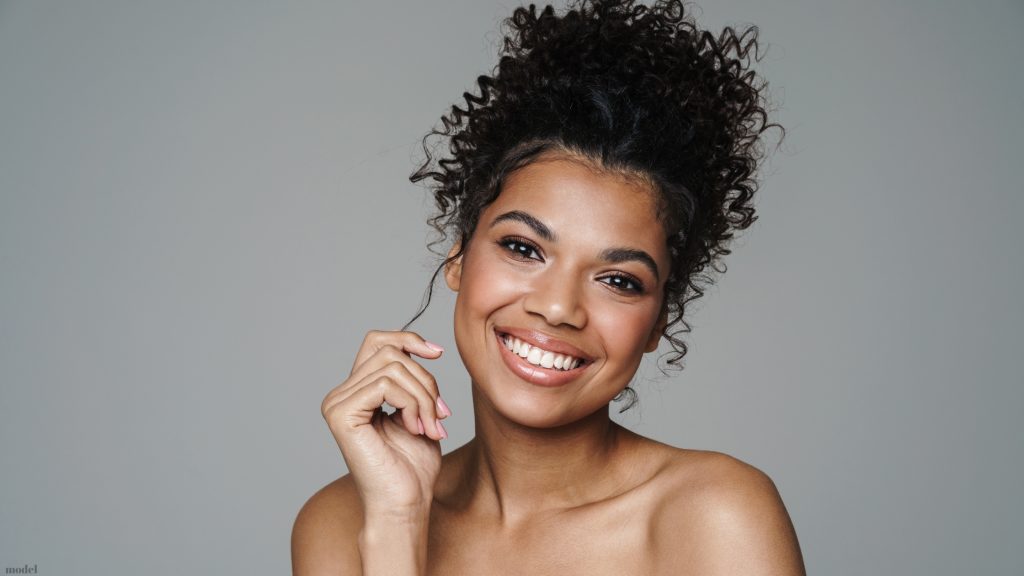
[497,332,584,372]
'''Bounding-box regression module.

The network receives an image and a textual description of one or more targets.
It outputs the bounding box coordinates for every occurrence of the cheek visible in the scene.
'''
[589,298,661,375]
[453,249,524,343]
[459,251,517,312]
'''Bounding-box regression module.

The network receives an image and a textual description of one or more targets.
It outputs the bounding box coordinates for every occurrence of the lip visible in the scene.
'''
[493,327,593,388]
[494,326,593,362]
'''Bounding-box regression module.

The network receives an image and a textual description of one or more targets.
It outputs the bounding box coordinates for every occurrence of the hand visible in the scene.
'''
[321,330,452,521]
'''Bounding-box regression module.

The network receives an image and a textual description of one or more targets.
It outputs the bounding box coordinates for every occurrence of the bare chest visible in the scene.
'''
[425,504,659,576]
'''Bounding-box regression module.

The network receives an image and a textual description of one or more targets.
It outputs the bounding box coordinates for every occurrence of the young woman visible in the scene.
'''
[292,1,804,574]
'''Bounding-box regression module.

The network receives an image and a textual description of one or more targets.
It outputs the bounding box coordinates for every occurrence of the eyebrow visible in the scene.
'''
[489,210,556,242]
[490,210,661,281]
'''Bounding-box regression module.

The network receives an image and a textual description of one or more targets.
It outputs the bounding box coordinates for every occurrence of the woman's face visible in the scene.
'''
[446,157,672,428]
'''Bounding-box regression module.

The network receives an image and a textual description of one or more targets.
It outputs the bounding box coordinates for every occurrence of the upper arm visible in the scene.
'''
[291,475,364,576]
[655,453,806,576]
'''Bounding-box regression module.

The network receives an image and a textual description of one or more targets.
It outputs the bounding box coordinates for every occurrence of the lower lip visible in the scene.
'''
[494,330,589,388]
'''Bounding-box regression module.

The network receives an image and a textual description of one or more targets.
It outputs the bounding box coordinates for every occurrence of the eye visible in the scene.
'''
[598,274,645,294]
[498,236,543,261]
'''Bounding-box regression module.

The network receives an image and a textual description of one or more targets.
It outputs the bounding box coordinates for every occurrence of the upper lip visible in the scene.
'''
[493,325,594,363]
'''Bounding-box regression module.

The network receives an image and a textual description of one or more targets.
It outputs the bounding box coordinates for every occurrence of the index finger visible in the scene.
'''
[351,330,444,375]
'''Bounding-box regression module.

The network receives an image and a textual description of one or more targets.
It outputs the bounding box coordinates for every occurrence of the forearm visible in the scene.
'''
[357,512,430,576]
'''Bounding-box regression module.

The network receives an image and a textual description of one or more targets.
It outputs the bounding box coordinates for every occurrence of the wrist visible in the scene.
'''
[361,501,432,527]
[358,516,429,576]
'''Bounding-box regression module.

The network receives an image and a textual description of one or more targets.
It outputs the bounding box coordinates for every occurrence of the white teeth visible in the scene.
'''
[502,334,582,371]
[526,347,542,365]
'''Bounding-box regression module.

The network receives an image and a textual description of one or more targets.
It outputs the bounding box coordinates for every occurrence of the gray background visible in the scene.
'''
[1,0,1021,574]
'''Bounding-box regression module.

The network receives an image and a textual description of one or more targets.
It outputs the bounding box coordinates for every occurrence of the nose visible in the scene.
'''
[522,265,587,328]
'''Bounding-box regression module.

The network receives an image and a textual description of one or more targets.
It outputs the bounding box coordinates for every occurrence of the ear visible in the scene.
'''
[443,240,464,292]
[643,299,669,353]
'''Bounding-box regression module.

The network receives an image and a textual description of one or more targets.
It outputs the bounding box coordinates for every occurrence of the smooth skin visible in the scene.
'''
[292,155,805,575]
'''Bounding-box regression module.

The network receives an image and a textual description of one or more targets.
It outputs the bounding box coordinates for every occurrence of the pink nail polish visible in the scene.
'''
[436,420,448,439]
[437,397,452,417]
[417,418,425,435]
[424,342,445,351]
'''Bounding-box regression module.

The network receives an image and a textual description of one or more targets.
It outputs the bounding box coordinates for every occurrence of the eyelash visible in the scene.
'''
[495,235,647,295]
[497,235,542,262]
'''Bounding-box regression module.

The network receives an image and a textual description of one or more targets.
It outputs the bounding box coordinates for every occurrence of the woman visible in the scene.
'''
[293,1,804,574]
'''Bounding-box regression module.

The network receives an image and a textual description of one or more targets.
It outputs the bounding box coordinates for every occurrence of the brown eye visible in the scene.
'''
[499,237,542,261]
[599,275,643,294]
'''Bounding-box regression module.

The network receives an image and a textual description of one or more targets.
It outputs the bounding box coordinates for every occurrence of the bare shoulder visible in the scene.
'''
[647,447,806,575]
[291,474,363,576]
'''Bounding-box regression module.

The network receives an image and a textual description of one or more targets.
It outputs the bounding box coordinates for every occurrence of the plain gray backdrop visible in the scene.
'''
[1,0,1021,574]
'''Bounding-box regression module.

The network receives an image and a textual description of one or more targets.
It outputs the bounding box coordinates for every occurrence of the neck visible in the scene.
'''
[457,383,633,524]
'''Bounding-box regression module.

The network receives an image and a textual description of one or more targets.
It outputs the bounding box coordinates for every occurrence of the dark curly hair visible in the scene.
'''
[403,0,781,409]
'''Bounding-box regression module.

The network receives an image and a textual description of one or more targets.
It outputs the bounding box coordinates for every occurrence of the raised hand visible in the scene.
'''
[321,330,452,522]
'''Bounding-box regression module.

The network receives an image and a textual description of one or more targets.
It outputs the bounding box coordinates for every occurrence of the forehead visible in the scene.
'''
[480,158,671,268]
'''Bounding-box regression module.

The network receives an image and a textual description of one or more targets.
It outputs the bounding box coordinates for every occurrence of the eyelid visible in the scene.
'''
[497,235,544,261]
[597,272,646,295]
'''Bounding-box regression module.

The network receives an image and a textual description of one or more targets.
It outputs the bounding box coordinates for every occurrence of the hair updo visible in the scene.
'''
[405,0,781,408]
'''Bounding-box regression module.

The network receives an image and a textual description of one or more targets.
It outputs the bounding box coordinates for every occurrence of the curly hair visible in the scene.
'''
[403,0,781,409]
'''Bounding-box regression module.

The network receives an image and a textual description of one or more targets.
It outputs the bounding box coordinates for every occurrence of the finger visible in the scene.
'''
[327,375,423,438]
[391,411,445,443]
[352,330,444,374]
[324,344,430,411]
[326,343,447,418]
[333,362,443,441]
[346,344,444,409]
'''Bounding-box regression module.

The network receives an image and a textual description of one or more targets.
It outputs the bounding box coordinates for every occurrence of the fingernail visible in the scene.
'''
[437,397,452,417]
[436,420,448,439]
[417,418,425,435]
[424,341,445,351]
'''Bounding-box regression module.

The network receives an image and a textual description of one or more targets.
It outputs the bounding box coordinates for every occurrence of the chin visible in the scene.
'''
[469,374,622,430]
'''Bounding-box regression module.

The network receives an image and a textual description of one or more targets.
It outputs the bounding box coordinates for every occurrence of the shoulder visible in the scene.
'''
[648,449,806,575]
[291,474,363,576]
